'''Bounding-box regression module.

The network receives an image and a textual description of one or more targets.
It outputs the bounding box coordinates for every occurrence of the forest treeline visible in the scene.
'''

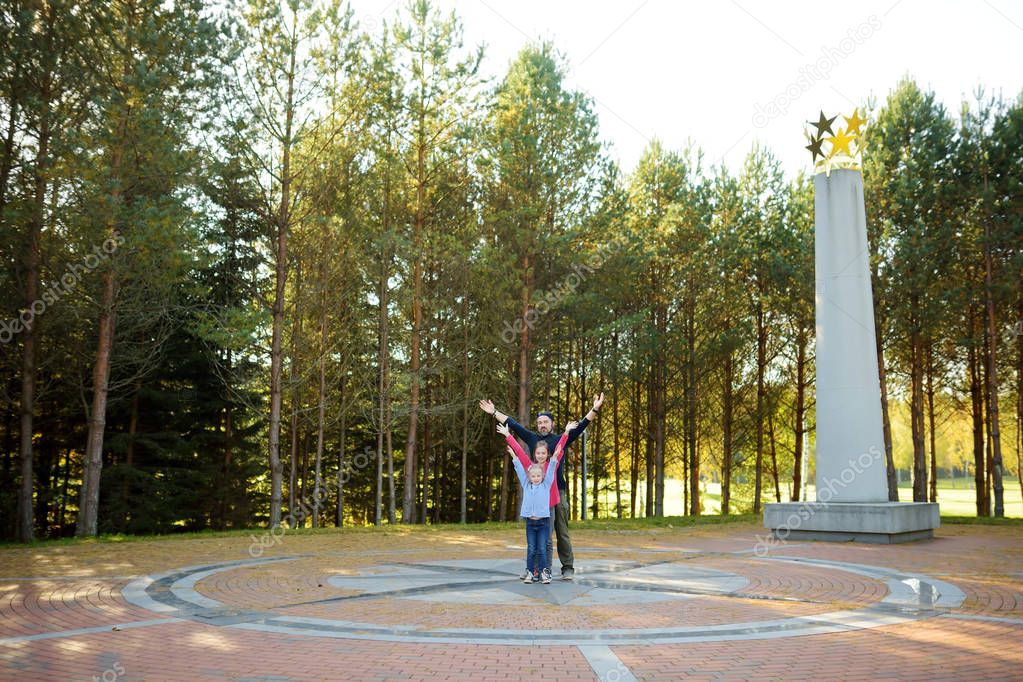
[1,0,1021,540]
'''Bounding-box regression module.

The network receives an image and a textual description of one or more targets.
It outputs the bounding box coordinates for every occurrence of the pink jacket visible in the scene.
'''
[506,432,568,507]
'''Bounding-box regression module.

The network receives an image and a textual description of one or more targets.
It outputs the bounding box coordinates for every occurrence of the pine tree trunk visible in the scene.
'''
[654,302,666,517]
[645,366,654,518]
[926,343,937,504]
[313,261,327,528]
[571,353,579,521]
[433,445,441,524]
[872,265,898,500]
[592,373,603,519]
[611,343,622,519]
[0,90,18,212]
[290,260,306,526]
[768,408,781,503]
[386,404,395,524]
[630,377,639,518]
[460,276,470,524]
[221,357,233,530]
[266,14,299,530]
[402,256,421,523]
[968,310,987,515]
[722,349,733,515]
[58,449,70,532]
[402,127,426,525]
[792,327,806,502]
[17,75,50,542]
[580,340,589,518]
[517,253,532,428]
[376,239,390,524]
[983,349,993,515]
[421,344,432,524]
[122,383,140,528]
[983,200,1005,516]
[287,336,298,526]
[485,450,494,522]
[336,375,347,527]
[76,266,117,537]
[34,433,51,537]
[910,305,927,502]
[688,388,698,515]
[286,257,300,525]
[682,427,688,516]
[3,407,13,494]
[300,432,309,512]
[1016,293,1023,508]
[687,300,699,516]
[753,301,766,514]
[460,377,469,524]
[420,414,430,524]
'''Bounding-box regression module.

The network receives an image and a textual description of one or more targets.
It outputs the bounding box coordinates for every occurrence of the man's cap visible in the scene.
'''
[537,411,554,420]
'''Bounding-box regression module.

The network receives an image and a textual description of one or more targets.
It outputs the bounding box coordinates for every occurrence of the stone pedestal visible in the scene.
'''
[764,502,939,543]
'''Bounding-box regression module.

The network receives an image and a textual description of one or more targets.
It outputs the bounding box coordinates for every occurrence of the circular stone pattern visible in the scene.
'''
[122,551,966,646]
[326,558,748,605]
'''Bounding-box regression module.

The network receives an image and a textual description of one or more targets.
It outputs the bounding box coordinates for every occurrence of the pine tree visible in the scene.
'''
[75,0,222,536]
[736,145,785,514]
[865,79,958,504]
[391,0,482,524]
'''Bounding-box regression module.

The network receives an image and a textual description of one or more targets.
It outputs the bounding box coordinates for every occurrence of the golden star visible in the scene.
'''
[844,108,866,136]
[810,111,838,137]
[828,127,854,157]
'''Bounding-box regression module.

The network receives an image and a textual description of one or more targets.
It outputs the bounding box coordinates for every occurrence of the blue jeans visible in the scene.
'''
[525,514,555,572]
[525,518,548,575]
[545,510,554,571]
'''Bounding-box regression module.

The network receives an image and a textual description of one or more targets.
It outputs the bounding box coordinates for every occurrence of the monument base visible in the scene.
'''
[763,501,939,544]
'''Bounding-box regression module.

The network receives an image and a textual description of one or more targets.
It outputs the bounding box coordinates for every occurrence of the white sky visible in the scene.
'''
[351,0,1023,177]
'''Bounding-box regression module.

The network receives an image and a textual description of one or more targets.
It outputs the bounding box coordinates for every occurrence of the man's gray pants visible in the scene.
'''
[550,491,573,572]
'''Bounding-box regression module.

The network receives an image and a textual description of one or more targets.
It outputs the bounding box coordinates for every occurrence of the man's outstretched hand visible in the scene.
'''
[592,393,605,412]
[555,421,580,458]
[479,399,495,415]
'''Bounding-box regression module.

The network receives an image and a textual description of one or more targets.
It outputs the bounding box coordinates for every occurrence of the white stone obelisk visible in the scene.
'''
[764,166,939,543]
[813,169,888,501]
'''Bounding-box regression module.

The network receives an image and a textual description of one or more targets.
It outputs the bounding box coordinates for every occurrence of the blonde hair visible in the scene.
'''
[527,463,544,479]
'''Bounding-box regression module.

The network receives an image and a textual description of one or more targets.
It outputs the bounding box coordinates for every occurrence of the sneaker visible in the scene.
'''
[561,567,574,581]
[521,571,533,583]
[541,568,552,584]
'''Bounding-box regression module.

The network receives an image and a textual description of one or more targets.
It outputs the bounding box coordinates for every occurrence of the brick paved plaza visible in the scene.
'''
[1,521,1021,681]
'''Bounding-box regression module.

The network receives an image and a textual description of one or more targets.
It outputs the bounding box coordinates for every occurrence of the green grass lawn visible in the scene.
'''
[601,477,1023,518]
[893,477,1023,517]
